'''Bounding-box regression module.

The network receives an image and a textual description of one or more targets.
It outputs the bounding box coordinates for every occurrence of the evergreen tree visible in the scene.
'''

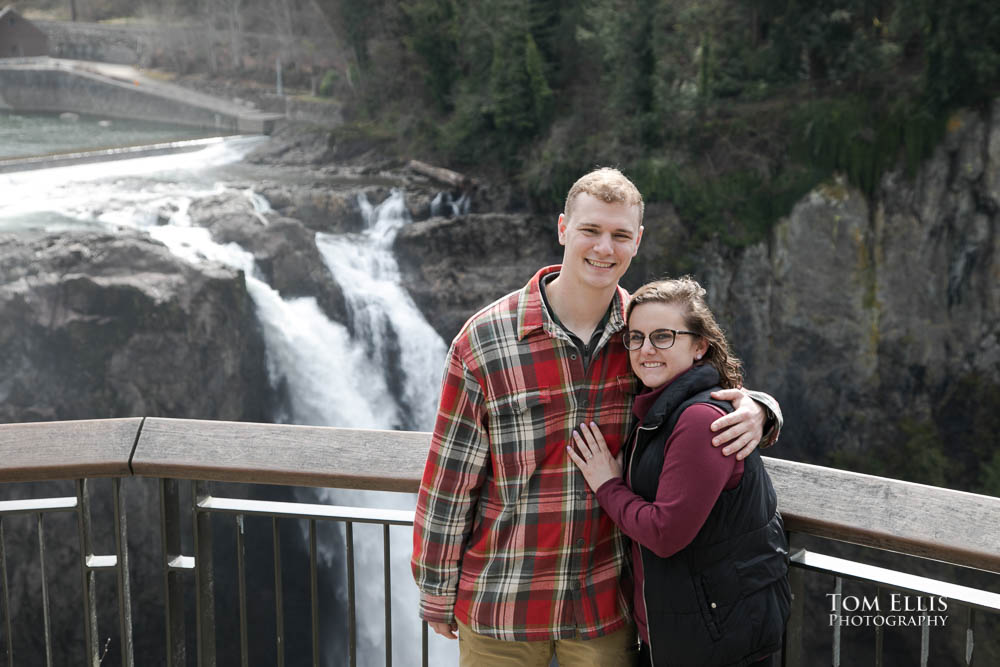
[403,0,460,110]
[489,23,554,142]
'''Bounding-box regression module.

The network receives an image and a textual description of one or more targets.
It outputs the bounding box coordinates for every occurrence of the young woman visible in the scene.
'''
[568,277,790,667]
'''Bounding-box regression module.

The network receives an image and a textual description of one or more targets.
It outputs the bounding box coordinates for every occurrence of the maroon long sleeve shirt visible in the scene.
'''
[595,379,744,643]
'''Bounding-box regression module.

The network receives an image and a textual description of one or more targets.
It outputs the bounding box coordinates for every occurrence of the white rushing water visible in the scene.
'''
[0,138,454,666]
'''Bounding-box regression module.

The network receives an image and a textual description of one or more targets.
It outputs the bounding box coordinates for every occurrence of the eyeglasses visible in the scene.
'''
[622,328,699,351]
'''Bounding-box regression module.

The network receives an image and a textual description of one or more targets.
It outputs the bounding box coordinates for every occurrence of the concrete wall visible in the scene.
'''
[0,65,241,131]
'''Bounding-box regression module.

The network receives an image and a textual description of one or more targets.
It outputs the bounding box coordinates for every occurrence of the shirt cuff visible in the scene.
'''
[760,409,780,448]
[745,389,782,448]
[419,591,457,625]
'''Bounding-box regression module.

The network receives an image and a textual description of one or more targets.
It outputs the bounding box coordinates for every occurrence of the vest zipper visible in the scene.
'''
[629,422,659,665]
[625,423,655,488]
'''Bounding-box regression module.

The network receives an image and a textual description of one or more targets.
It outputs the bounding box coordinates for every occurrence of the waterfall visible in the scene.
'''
[430,190,470,218]
[0,137,456,666]
[316,190,446,431]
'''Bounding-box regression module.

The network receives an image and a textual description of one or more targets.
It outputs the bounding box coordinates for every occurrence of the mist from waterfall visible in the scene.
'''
[0,137,456,666]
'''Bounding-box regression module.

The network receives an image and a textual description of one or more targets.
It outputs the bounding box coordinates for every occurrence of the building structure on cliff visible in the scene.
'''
[0,6,48,58]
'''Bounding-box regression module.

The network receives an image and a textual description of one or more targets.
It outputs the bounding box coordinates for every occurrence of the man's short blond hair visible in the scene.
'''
[564,167,644,225]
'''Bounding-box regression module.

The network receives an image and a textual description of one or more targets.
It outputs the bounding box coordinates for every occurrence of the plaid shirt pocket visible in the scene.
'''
[485,387,551,505]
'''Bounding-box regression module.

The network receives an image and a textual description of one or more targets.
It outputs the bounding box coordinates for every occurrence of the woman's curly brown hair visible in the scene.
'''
[626,276,744,389]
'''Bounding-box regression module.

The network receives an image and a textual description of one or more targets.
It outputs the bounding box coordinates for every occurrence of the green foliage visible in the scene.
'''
[524,34,555,126]
[325,0,1000,242]
[627,157,823,247]
[489,30,554,145]
[335,0,376,70]
[763,1,889,85]
[579,0,659,142]
[317,69,339,98]
[912,0,1000,109]
[897,420,956,488]
[830,419,954,488]
[439,86,500,164]
[830,373,1000,494]
[792,97,947,195]
[935,373,1000,496]
[980,452,1000,498]
[524,155,584,212]
[402,0,459,110]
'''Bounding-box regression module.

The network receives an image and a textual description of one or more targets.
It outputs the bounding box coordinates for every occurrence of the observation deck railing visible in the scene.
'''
[0,417,998,666]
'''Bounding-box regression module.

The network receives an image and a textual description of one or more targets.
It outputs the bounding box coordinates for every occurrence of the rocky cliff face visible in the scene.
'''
[394,212,564,339]
[187,192,353,326]
[693,104,999,474]
[0,230,270,423]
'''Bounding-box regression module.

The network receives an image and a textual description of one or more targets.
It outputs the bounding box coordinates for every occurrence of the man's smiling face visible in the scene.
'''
[557,193,643,292]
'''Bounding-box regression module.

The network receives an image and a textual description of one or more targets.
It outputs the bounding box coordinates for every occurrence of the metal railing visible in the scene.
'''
[1,417,998,666]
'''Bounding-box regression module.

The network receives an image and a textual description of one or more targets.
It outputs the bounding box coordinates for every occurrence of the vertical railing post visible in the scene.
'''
[112,479,135,667]
[920,614,930,667]
[966,607,976,666]
[0,518,13,667]
[831,577,843,667]
[346,522,356,667]
[782,540,804,667]
[76,480,99,666]
[37,513,53,667]
[160,479,186,667]
[383,524,392,667]
[874,586,884,667]
[273,518,285,667]
[421,621,428,667]
[310,520,319,667]
[193,481,216,667]
[236,515,248,667]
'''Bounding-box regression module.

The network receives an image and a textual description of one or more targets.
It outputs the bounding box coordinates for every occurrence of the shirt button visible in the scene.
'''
[576,538,585,547]
[711,602,717,609]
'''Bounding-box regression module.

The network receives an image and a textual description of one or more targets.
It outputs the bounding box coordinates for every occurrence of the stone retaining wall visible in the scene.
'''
[0,65,237,130]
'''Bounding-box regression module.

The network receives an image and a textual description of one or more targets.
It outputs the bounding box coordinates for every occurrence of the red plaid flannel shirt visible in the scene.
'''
[412,265,638,641]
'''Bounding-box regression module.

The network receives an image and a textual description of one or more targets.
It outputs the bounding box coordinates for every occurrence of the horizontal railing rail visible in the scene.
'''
[1,417,999,666]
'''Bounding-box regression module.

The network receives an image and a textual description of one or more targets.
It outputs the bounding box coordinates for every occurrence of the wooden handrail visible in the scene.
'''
[131,417,431,493]
[1,417,998,573]
[768,457,1000,573]
[0,418,141,482]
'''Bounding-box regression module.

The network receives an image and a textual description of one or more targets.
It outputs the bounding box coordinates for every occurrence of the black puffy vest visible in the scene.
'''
[626,366,790,667]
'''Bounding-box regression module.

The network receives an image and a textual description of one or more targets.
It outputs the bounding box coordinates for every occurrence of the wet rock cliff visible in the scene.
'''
[0,230,270,423]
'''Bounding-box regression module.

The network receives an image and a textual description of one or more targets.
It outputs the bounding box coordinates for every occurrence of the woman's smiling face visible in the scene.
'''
[627,301,708,389]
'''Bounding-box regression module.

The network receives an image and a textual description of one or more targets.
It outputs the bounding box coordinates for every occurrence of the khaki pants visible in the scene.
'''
[457,620,638,667]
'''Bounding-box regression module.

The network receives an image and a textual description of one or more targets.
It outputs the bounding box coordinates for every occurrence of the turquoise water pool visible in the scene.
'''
[0,111,220,159]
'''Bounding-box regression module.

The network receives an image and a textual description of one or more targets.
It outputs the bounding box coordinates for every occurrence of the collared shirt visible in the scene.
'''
[539,272,610,371]
[412,265,638,641]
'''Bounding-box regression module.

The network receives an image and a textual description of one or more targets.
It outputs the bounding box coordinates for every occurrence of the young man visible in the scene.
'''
[412,168,780,666]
